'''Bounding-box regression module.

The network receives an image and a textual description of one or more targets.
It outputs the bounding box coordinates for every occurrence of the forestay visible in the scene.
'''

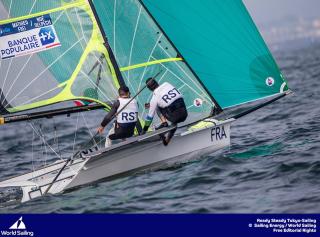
[0,0,120,115]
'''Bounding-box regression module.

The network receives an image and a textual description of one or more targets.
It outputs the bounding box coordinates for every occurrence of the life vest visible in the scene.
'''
[153,82,182,108]
[116,98,138,124]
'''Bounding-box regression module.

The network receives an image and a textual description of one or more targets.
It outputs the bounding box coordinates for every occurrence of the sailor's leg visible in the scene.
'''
[105,125,115,148]
[105,137,112,148]
[162,125,177,146]
[108,125,133,145]
[159,115,167,124]
[156,107,168,129]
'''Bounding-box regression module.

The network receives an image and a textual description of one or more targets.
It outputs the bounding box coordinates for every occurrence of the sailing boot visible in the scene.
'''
[163,127,177,146]
[105,137,112,148]
[155,122,168,130]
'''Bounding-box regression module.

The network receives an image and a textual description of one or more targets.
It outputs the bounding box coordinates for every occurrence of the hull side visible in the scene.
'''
[0,119,233,203]
[67,120,232,189]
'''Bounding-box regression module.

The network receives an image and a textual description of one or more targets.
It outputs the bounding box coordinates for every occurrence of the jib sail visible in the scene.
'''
[141,0,290,109]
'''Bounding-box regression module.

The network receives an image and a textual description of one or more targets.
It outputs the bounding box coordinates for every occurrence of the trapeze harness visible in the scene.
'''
[146,82,188,124]
[101,98,138,142]
[112,97,138,140]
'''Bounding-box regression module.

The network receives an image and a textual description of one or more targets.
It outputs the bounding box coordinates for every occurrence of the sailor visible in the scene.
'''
[142,78,188,144]
[98,86,138,147]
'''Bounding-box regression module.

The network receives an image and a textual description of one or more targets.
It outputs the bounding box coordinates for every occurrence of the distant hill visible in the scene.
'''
[257,16,320,52]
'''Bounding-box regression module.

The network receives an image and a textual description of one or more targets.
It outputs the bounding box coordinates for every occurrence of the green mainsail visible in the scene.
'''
[92,0,217,124]
[0,0,289,118]
[0,0,120,114]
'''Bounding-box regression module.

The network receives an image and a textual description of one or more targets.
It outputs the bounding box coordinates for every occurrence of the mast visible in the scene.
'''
[137,0,223,113]
[88,0,146,133]
[87,0,126,87]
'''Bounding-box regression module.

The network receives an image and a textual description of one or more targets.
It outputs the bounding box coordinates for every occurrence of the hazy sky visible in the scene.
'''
[244,0,320,25]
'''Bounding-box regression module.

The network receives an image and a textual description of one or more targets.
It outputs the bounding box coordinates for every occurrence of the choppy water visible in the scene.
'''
[0,44,320,213]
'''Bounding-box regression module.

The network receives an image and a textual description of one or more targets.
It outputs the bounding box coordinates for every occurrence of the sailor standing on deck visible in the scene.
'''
[142,78,188,145]
[98,86,138,147]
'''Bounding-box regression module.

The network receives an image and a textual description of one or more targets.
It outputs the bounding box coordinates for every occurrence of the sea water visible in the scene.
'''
[0,44,319,213]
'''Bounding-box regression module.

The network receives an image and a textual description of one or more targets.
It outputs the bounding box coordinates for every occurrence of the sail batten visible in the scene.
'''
[92,0,218,125]
[0,0,289,119]
[0,0,121,115]
[137,0,223,112]
[0,1,85,24]
[119,58,183,72]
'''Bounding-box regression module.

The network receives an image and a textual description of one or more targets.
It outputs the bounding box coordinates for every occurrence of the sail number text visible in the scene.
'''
[211,126,227,141]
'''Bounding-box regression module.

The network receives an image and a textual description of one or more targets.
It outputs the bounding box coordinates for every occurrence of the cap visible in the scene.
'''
[118,86,130,94]
[146,78,159,91]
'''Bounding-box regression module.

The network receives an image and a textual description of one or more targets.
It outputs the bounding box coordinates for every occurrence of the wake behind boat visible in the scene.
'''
[0,0,291,204]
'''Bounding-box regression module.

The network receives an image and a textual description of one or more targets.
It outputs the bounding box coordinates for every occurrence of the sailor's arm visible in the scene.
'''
[98,100,120,134]
[142,96,158,133]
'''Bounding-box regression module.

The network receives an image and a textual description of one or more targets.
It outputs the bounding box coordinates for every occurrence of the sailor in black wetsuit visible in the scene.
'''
[142,78,188,145]
[97,86,138,147]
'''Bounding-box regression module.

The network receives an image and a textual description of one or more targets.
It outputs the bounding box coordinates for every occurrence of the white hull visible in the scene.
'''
[0,119,234,203]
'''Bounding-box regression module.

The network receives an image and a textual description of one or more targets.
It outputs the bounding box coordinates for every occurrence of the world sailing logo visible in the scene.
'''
[0,217,34,237]
[9,217,26,230]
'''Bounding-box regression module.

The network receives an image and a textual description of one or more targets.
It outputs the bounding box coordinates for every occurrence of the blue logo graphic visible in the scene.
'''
[39,26,55,45]
[0,27,11,37]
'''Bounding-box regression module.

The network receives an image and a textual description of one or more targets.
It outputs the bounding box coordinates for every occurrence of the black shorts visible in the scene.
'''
[159,98,188,124]
[109,122,136,140]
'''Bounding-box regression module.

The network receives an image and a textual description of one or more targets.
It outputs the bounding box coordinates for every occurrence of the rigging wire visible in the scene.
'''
[127,6,142,85]
[3,10,65,102]
[113,0,117,56]
[31,128,35,179]
[39,124,48,166]
[2,3,64,105]
[28,120,80,176]
[157,44,213,102]
[6,36,85,106]
[52,117,62,158]
[150,56,212,104]
[72,112,80,155]
[28,121,65,162]
[136,33,163,92]
[81,113,98,147]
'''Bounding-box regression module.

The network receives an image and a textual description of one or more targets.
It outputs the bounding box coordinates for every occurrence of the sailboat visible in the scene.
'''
[0,0,290,203]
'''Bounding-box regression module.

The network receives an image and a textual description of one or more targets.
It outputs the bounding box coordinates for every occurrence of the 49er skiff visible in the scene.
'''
[0,120,233,202]
[0,0,290,203]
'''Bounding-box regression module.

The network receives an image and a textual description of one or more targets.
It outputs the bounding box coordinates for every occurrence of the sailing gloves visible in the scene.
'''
[141,125,149,135]
[141,122,168,135]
